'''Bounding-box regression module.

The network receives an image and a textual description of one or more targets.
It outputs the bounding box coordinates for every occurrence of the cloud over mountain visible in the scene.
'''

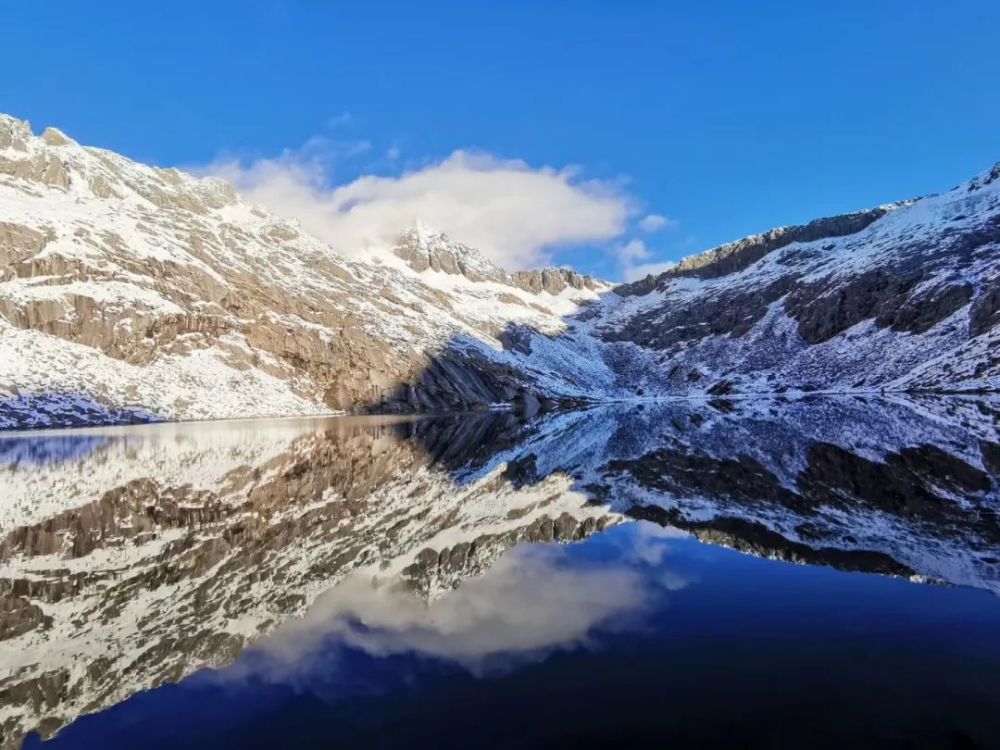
[209,145,634,270]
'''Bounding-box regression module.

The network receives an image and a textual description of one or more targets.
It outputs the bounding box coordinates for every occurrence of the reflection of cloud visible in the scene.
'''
[249,539,685,677]
[625,521,689,567]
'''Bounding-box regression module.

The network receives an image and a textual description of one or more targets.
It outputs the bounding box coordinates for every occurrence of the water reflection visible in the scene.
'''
[1,395,999,748]
[252,534,672,676]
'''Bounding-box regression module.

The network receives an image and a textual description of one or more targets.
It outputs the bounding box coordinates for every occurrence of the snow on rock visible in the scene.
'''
[1,111,998,429]
[0,114,616,427]
[597,160,1000,395]
[0,411,620,746]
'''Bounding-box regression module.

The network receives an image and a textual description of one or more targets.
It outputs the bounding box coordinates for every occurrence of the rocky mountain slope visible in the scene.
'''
[1,113,998,428]
[0,114,614,428]
[594,165,1000,394]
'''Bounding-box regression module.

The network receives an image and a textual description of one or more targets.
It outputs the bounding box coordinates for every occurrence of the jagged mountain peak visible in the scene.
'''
[393,223,610,297]
[966,159,1000,193]
[617,201,914,295]
[394,223,507,282]
[40,126,74,147]
[0,113,32,143]
[399,219,453,247]
[1,112,240,212]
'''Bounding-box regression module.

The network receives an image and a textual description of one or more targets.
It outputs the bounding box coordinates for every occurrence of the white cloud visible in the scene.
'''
[618,238,651,263]
[615,238,678,281]
[326,111,354,129]
[639,213,676,233]
[213,524,687,687]
[623,260,677,282]
[207,144,633,270]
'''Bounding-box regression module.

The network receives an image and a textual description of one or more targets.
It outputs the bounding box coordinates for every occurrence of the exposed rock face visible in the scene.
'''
[510,267,600,295]
[392,226,606,295]
[597,161,1000,394]
[787,269,924,344]
[604,277,797,350]
[0,222,48,270]
[0,114,611,428]
[1,111,998,430]
[970,275,1000,336]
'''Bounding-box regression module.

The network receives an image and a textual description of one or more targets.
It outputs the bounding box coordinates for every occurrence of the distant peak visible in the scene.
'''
[0,113,31,132]
[0,114,33,149]
[965,160,1000,193]
[412,218,434,240]
[399,221,451,248]
[392,225,607,295]
[41,126,74,147]
[394,225,504,284]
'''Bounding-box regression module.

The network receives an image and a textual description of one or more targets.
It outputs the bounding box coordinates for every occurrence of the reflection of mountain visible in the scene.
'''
[1,397,999,747]
[598,396,1000,595]
[0,413,618,749]
[437,395,999,596]
[567,397,999,595]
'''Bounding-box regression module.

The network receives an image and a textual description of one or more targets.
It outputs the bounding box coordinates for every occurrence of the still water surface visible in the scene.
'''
[2,396,999,749]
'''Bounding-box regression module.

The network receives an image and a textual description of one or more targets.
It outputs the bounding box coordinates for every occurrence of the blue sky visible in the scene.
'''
[4,1,999,279]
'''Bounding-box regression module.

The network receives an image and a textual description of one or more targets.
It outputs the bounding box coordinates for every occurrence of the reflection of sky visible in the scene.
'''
[0,434,111,467]
[241,522,686,679]
[27,522,1000,750]
[0,392,158,433]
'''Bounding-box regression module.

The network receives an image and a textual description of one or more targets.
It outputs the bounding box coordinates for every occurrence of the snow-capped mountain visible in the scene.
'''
[1,113,998,428]
[0,114,612,428]
[394,223,604,295]
[593,165,1000,395]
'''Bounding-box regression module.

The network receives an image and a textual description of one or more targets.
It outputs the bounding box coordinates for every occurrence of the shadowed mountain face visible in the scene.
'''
[1,396,998,747]
[2,113,998,429]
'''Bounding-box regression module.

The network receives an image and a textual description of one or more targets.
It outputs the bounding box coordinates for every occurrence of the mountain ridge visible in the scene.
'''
[392,224,607,295]
[616,201,915,294]
[1,112,998,429]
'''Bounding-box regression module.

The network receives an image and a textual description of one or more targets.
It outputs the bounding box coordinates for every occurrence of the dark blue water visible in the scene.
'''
[5,398,1000,749]
[27,522,1000,750]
